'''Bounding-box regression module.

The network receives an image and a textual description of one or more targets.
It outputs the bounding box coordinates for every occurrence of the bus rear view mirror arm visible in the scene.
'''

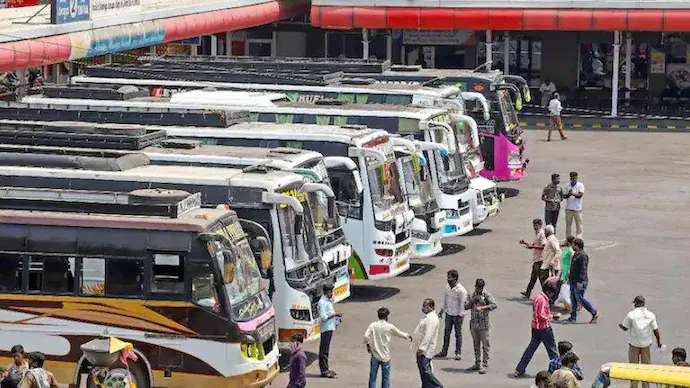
[348,147,386,163]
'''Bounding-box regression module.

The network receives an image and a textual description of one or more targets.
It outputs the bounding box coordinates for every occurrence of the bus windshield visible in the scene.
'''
[367,157,405,216]
[309,189,336,241]
[434,149,468,194]
[300,196,321,264]
[498,90,521,135]
[399,155,422,208]
[206,221,265,321]
[277,206,309,272]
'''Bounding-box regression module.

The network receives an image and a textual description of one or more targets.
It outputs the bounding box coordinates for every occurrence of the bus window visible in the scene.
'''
[333,116,348,126]
[151,253,184,295]
[29,256,75,293]
[316,116,331,125]
[191,262,224,316]
[81,257,105,295]
[106,259,143,296]
[0,253,23,292]
[276,114,294,124]
[399,118,419,134]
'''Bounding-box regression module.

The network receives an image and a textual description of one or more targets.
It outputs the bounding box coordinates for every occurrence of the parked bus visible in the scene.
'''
[0,125,353,304]
[70,69,466,112]
[0,186,279,388]
[393,139,446,258]
[20,93,481,236]
[0,151,328,347]
[0,115,413,281]
[333,67,531,182]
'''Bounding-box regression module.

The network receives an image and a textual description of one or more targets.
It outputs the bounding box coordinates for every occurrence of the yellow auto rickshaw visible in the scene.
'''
[592,362,690,387]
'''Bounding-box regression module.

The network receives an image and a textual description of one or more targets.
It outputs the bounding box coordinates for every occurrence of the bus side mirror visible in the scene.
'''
[222,251,236,284]
[256,236,272,270]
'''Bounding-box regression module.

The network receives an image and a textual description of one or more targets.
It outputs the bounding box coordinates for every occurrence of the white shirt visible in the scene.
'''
[540,82,556,94]
[363,320,410,363]
[563,181,585,211]
[412,311,440,359]
[548,98,563,116]
[443,283,468,317]
[540,234,563,271]
[621,307,658,348]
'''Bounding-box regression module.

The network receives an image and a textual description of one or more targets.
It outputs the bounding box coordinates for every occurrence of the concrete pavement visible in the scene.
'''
[274,128,690,387]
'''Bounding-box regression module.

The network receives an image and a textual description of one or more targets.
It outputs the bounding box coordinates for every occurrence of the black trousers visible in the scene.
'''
[525,261,543,296]
[416,354,443,388]
[319,330,334,374]
[440,315,463,355]
[544,209,559,230]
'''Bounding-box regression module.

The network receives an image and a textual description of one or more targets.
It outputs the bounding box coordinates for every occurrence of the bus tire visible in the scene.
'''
[86,359,149,388]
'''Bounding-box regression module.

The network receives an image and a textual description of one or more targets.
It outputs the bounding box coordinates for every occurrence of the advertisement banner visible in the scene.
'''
[90,0,140,18]
[51,0,90,24]
[7,0,41,7]
[650,49,666,74]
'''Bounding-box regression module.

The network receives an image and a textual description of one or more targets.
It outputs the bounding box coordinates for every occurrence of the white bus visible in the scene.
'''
[0,152,329,348]
[392,138,447,258]
[0,187,279,388]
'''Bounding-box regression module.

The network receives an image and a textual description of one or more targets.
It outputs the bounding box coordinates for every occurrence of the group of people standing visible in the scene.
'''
[0,346,58,388]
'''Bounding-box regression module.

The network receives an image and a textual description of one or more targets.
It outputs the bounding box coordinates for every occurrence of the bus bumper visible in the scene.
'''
[411,230,443,259]
[442,211,474,237]
[243,361,279,388]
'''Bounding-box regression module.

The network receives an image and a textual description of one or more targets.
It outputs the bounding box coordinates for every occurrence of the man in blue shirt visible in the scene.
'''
[548,341,584,380]
[319,284,342,378]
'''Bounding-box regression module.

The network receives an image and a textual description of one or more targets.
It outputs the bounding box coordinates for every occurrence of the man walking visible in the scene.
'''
[412,298,443,388]
[436,270,467,360]
[541,173,563,231]
[540,225,562,281]
[619,295,662,388]
[465,278,497,374]
[566,238,599,324]
[547,93,567,141]
[363,307,412,388]
[513,281,560,378]
[318,284,342,378]
[520,219,547,299]
[288,334,307,388]
[563,172,585,239]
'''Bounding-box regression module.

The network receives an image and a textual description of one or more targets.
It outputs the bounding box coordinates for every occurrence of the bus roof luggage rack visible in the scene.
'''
[389,65,423,72]
[84,65,345,86]
[0,186,202,218]
[0,149,149,171]
[339,77,376,86]
[0,120,166,150]
[0,105,248,128]
[137,55,393,74]
[43,85,148,100]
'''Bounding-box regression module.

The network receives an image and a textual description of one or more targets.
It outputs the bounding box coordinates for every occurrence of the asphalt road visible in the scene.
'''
[273,128,690,388]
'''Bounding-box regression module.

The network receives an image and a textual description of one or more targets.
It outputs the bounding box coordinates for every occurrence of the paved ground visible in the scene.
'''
[273,128,690,388]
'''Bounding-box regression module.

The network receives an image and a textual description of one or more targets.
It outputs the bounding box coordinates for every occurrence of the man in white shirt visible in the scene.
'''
[619,295,663,388]
[363,307,412,388]
[436,269,467,360]
[412,298,443,388]
[562,172,585,239]
[540,225,562,280]
[547,93,567,141]
[540,79,557,106]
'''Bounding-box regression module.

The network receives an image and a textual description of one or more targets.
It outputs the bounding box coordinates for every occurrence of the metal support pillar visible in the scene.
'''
[362,28,370,60]
[210,35,218,56]
[611,31,621,117]
[386,32,392,61]
[503,31,510,74]
[271,31,277,57]
[486,30,493,70]
[625,32,632,100]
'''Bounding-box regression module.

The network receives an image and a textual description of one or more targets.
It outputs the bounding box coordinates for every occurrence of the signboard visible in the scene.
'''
[175,37,201,45]
[85,21,166,57]
[91,0,140,17]
[403,30,472,46]
[51,0,90,24]
[650,49,666,74]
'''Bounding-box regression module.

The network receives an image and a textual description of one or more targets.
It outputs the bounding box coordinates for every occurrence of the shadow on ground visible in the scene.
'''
[465,228,492,237]
[497,187,520,199]
[342,285,401,303]
[280,351,319,371]
[435,243,466,257]
[505,296,533,306]
[399,263,435,277]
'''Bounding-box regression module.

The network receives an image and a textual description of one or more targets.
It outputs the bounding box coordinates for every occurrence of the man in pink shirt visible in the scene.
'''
[513,281,560,378]
[520,219,547,299]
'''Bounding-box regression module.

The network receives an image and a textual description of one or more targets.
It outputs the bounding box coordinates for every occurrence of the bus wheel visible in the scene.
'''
[87,360,148,388]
